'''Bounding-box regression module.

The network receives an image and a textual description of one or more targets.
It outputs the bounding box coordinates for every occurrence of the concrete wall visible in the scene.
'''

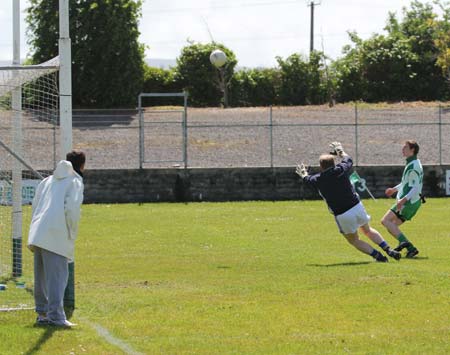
[83,166,450,203]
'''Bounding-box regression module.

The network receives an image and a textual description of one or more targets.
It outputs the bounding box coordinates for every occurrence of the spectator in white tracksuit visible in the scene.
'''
[28,150,85,327]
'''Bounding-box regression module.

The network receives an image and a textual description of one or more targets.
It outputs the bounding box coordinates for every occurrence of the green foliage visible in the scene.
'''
[142,65,183,106]
[331,40,365,102]
[175,42,237,107]
[26,0,450,107]
[334,32,419,102]
[277,52,328,105]
[334,1,450,102]
[433,1,450,80]
[395,1,447,99]
[27,0,145,108]
[229,68,280,107]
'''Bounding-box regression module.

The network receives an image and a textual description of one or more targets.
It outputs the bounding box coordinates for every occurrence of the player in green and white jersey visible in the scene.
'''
[381,140,423,258]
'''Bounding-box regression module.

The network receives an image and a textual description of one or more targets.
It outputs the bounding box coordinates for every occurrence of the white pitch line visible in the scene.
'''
[82,317,144,355]
[0,306,34,312]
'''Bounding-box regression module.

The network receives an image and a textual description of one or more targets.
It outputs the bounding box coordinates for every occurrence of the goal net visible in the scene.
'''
[0,57,59,311]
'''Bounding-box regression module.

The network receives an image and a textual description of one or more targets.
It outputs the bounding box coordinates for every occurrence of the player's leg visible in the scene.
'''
[381,210,404,238]
[42,248,70,326]
[359,223,401,260]
[33,247,49,324]
[344,232,388,262]
[336,203,387,262]
[381,210,419,257]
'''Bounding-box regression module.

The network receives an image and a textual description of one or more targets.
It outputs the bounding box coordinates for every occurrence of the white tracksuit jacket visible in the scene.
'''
[28,160,84,261]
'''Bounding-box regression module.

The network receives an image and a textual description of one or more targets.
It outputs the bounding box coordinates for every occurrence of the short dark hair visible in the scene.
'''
[66,150,86,171]
[405,140,419,155]
[319,154,335,170]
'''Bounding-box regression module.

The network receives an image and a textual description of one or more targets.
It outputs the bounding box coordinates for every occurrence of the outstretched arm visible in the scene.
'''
[329,141,348,158]
[295,163,308,179]
[329,142,353,175]
[296,163,318,185]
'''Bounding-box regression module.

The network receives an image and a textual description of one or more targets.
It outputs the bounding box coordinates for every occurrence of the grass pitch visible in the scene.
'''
[0,199,449,354]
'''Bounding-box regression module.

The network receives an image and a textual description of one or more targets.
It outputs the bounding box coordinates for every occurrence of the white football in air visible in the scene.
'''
[210,49,227,68]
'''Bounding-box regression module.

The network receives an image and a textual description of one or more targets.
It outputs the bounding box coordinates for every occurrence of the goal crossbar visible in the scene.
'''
[0,56,60,98]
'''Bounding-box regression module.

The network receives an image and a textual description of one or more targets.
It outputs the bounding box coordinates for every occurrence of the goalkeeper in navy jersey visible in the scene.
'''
[381,140,423,258]
[296,142,401,262]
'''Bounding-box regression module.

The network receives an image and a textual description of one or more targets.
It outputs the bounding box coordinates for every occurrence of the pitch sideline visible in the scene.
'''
[81,317,144,355]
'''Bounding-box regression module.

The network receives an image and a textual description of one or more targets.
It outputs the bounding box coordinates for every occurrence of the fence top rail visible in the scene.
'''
[73,109,139,112]
[139,92,186,98]
[143,109,185,113]
[185,122,444,128]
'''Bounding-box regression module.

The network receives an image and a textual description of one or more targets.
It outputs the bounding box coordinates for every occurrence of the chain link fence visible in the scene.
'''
[139,103,450,168]
[10,103,450,169]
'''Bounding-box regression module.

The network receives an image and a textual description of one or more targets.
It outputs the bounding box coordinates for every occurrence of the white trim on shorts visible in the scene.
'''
[334,202,370,234]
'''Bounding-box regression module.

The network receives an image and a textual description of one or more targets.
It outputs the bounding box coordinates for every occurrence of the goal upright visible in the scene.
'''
[0,0,72,311]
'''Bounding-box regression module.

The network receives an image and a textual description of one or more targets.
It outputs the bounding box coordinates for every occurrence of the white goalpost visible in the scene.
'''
[0,0,72,311]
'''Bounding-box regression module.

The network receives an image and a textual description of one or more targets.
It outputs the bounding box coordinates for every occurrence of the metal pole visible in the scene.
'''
[0,140,44,179]
[183,92,188,168]
[355,102,358,166]
[269,106,274,168]
[59,0,74,310]
[438,105,442,165]
[138,94,144,169]
[53,118,57,169]
[310,2,314,53]
[59,0,72,158]
[12,0,22,278]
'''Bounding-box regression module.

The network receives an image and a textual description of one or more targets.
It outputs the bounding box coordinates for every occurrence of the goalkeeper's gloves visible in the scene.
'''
[296,163,308,178]
[329,141,345,157]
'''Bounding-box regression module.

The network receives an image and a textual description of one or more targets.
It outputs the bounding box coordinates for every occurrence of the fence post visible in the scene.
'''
[269,106,274,168]
[439,104,442,165]
[53,117,57,169]
[183,92,188,168]
[355,102,359,166]
[138,94,143,169]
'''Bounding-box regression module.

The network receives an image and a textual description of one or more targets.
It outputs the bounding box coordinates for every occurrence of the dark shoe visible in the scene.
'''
[394,242,411,252]
[35,315,49,326]
[375,254,388,262]
[405,248,419,258]
[387,248,401,260]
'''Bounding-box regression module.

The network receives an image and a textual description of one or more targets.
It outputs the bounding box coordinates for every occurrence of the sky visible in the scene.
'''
[0,0,437,68]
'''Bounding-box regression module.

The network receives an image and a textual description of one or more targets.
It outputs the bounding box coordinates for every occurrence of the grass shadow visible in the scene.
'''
[21,279,75,355]
[307,261,372,267]
[23,325,70,355]
[23,307,75,354]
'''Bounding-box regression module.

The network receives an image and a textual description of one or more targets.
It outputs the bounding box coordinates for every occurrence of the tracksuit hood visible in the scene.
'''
[53,160,74,180]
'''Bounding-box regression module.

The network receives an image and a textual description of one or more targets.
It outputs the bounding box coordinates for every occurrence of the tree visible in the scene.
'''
[276,52,327,105]
[175,42,237,107]
[334,31,418,102]
[229,68,280,107]
[333,1,450,102]
[27,0,145,108]
[433,0,450,95]
[393,1,447,99]
[332,33,366,102]
[142,65,183,106]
